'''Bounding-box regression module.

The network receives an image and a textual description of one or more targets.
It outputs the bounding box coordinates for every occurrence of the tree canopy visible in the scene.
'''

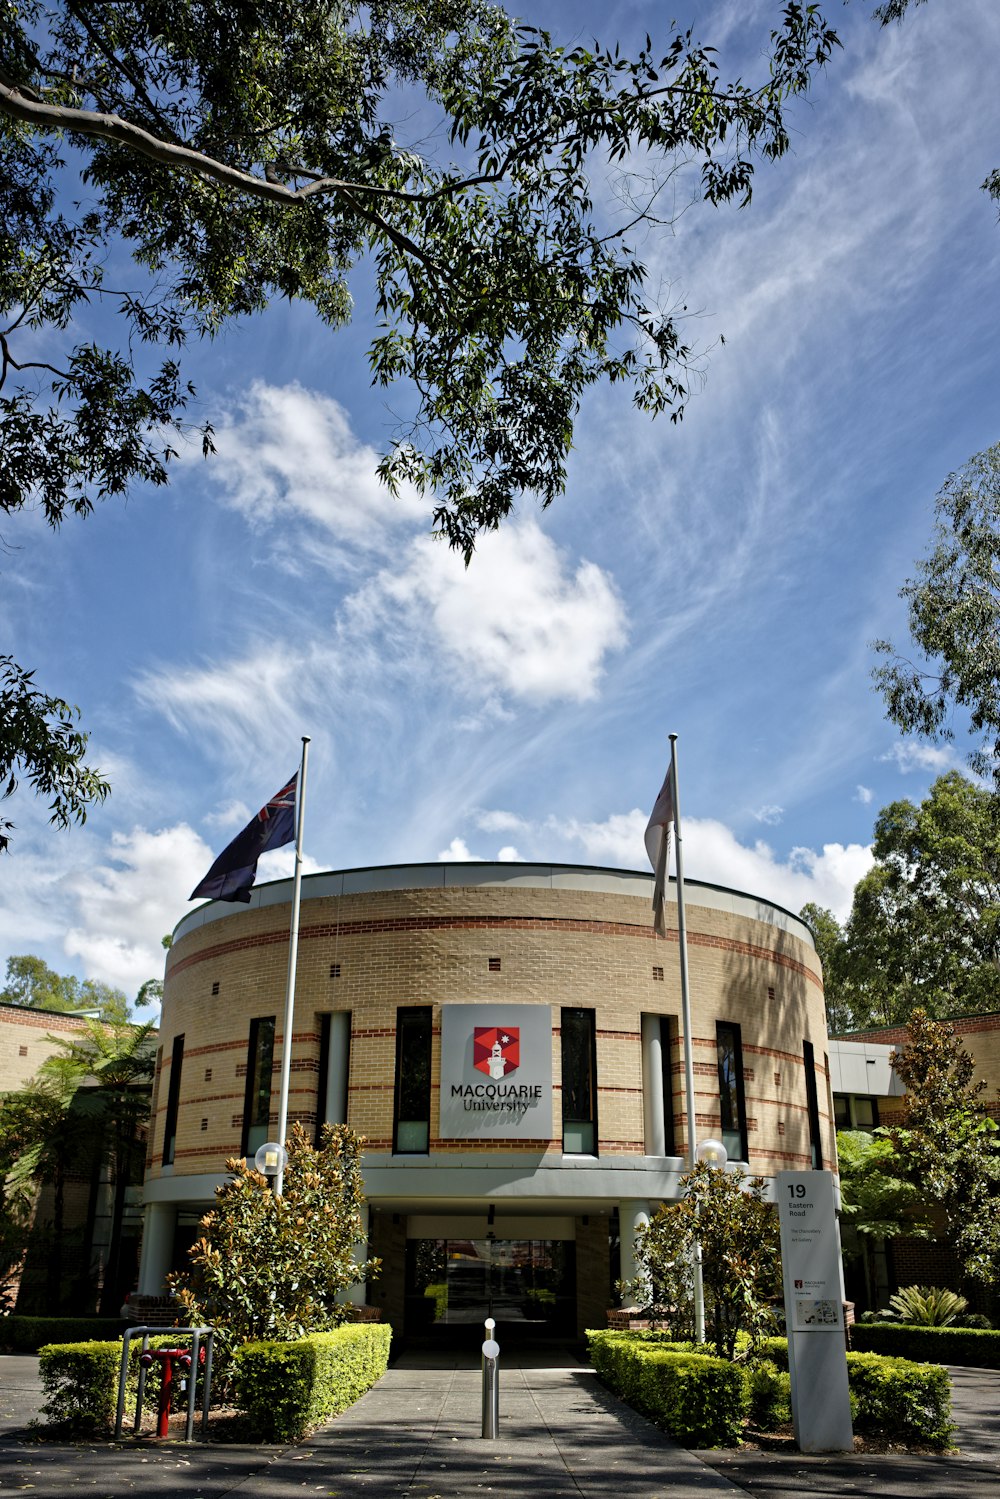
[874,444,1000,788]
[0,1,843,844]
[0,952,135,1021]
[885,1008,1000,1283]
[811,773,1000,1030]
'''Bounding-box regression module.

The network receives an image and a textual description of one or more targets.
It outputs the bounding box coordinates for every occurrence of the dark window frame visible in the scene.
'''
[393,1006,433,1155]
[561,1006,598,1156]
[803,1039,823,1169]
[162,1033,185,1167]
[241,1015,276,1158]
[716,1021,749,1163]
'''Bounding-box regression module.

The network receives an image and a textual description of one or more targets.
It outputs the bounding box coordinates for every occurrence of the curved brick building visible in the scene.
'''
[138,862,831,1337]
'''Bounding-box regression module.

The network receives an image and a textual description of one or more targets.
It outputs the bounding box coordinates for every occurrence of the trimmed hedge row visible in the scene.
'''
[587,1331,749,1447]
[234,1325,392,1442]
[0,1316,126,1353]
[851,1322,1000,1369]
[38,1341,126,1436]
[587,1331,954,1449]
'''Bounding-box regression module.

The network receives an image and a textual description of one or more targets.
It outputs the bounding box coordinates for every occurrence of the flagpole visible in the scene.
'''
[669,733,706,1343]
[275,735,310,1196]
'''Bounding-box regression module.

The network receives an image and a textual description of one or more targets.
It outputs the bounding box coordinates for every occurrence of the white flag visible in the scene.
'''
[644,764,674,938]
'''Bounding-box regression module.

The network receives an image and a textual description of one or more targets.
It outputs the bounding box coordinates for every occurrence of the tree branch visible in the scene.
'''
[0,79,502,212]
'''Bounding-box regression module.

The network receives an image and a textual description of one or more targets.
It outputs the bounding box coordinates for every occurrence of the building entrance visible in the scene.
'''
[404,1238,576,1338]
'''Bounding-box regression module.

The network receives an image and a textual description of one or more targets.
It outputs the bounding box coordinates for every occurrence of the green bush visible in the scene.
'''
[423,1283,448,1319]
[852,1321,1000,1368]
[747,1359,791,1429]
[888,1285,968,1327]
[587,1330,749,1447]
[37,1341,126,1436]
[0,1316,126,1353]
[846,1352,953,1448]
[234,1324,391,1442]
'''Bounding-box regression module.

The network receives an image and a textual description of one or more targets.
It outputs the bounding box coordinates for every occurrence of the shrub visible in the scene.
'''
[0,1316,125,1353]
[747,1359,791,1429]
[889,1285,968,1327]
[37,1341,125,1436]
[587,1330,749,1447]
[846,1352,953,1448]
[852,1321,1000,1368]
[234,1325,391,1442]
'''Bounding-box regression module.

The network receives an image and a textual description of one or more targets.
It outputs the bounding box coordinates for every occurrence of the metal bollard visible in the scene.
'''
[481,1317,500,1439]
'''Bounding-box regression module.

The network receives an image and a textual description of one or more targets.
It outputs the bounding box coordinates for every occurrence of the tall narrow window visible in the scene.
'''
[641,1014,675,1156]
[162,1034,185,1167]
[394,1007,432,1153]
[562,1007,597,1155]
[716,1021,748,1163]
[803,1040,823,1169]
[241,1016,276,1158]
[317,1011,351,1141]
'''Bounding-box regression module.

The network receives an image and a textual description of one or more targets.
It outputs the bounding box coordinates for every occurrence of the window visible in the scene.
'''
[803,1039,823,1169]
[241,1016,276,1158]
[561,1007,597,1155]
[641,1013,675,1156]
[716,1022,748,1162]
[317,1011,351,1139]
[162,1033,185,1166]
[394,1007,432,1153]
[834,1093,879,1130]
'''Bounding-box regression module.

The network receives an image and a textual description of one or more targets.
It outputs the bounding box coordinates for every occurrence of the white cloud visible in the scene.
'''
[497,846,523,862]
[61,823,215,1000]
[855,785,874,805]
[439,837,476,861]
[476,810,530,835]
[880,740,954,774]
[462,806,872,923]
[203,798,251,830]
[204,381,424,549]
[375,521,628,704]
[752,804,784,826]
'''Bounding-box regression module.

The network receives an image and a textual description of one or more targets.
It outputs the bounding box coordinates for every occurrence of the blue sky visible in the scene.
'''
[3,0,1000,1017]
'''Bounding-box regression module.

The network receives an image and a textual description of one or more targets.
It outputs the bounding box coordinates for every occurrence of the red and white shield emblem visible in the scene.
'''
[474,1026,520,1079]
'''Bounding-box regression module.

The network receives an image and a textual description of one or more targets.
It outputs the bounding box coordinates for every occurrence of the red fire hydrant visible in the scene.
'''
[139,1347,204,1437]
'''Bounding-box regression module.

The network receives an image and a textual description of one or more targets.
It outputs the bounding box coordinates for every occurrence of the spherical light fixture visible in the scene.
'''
[695,1138,729,1168]
[254,1141,288,1177]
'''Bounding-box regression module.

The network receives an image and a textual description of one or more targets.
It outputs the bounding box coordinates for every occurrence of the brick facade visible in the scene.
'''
[141,863,828,1338]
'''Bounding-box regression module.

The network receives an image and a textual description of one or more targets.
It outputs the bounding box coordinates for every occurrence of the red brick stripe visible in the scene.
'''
[167,915,821,989]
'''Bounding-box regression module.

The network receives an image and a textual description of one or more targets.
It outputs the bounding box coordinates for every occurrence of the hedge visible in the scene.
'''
[37,1335,178,1437]
[587,1330,749,1448]
[847,1352,954,1448]
[588,1331,954,1450]
[851,1322,1000,1369]
[234,1325,392,1442]
[0,1316,126,1353]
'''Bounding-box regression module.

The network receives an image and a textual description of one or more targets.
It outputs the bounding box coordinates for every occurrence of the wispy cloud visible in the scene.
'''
[880,740,954,774]
[752,804,784,826]
[855,784,874,805]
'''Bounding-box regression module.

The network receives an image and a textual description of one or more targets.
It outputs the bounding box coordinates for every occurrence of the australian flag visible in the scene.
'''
[190,773,298,904]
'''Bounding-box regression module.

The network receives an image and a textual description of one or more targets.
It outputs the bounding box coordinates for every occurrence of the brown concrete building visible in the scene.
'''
[138,862,831,1338]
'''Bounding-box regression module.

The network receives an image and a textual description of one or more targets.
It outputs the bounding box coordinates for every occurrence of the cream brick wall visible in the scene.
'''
[150,871,829,1182]
[0,1003,107,1092]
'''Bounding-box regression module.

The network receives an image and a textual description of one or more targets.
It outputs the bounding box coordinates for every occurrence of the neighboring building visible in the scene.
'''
[137,861,831,1338]
[0,1002,154,1313]
[830,1016,1000,1313]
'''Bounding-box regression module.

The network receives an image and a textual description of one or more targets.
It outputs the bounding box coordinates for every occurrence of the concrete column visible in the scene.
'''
[641,1014,666,1156]
[137,1202,177,1294]
[618,1199,651,1301]
[345,1202,370,1306]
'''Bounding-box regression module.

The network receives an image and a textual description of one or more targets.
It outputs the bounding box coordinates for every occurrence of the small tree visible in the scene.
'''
[632,1163,781,1361]
[171,1122,379,1381]
[885,1009,1000,1283]
[836,1129,931,1309]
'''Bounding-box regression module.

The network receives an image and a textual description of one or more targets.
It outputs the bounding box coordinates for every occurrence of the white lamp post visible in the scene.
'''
[691,1138,728,1342]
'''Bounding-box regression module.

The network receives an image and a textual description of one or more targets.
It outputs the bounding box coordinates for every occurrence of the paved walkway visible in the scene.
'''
[2,1348,999,1498]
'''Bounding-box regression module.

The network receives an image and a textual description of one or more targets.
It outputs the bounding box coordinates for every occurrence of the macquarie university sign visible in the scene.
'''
[439,1004,553,1140]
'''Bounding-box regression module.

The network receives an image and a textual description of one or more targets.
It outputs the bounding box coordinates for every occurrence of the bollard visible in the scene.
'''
[481,1319,500,1440]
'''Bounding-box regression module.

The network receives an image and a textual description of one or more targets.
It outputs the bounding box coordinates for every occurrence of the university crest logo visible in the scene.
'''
[474,1026,520,1079]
